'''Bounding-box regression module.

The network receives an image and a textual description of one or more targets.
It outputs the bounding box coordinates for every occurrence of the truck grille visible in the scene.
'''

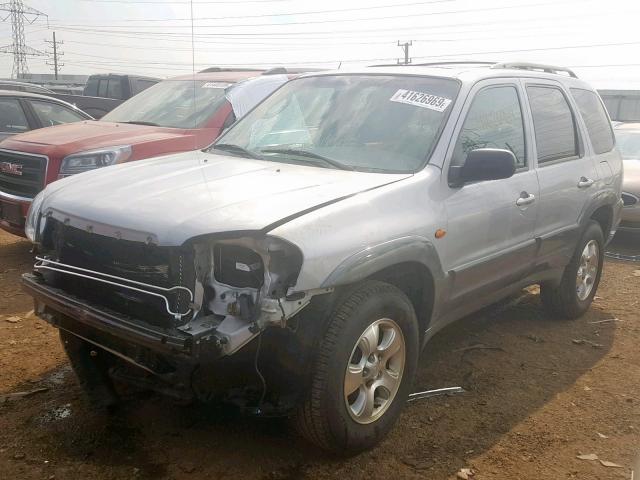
[0,150,47,199]
[41,219,195,328]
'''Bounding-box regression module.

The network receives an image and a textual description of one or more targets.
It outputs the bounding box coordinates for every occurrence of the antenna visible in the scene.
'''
[0,0,48,79]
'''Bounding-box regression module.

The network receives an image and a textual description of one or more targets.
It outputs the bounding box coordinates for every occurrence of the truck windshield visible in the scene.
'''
[101,80,230,129]
[211,74,459,173]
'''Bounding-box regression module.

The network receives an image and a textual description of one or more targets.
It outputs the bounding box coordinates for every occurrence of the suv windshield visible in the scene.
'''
[615,130,640,159]
[211,74,459,173]
[101,79,230,129]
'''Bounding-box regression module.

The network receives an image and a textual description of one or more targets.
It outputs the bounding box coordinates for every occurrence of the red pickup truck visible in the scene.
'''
[0,69,290,236]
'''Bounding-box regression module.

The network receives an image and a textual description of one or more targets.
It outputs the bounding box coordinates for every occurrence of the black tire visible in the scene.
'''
[540,220,604,319]
[59,330,120,410]
[294,280,419,455]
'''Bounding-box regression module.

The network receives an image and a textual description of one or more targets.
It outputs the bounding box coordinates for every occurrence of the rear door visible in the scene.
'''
[440,79,539,304]
[523,80,600,268]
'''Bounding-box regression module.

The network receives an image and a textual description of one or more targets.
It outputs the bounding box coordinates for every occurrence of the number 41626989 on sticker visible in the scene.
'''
[390,88,452,112]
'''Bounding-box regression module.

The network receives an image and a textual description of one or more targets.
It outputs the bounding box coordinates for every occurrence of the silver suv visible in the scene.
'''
[22,62,623,454]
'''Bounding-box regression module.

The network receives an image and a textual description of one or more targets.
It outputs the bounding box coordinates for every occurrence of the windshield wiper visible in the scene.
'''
[122,120,160,127]
[260,147,354,171]
[211,143,262,159]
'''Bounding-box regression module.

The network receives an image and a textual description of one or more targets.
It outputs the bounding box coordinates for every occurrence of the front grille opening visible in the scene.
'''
[41,219,194,327]
[622,193,638,207]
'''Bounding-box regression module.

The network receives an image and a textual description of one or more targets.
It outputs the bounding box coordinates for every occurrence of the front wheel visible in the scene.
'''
[294,281,419,454]
[60,330,120,410]
[540,220,604,319]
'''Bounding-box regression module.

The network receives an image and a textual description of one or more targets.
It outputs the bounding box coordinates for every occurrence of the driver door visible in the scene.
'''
[439,79,539,306]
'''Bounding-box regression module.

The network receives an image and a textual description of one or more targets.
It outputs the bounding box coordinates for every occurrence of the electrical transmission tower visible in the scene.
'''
[45,31,63,79]
[0,0,48,79]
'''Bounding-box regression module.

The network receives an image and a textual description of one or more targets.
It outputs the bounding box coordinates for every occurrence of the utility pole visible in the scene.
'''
[0,0,47,78]
[45,31,63,79]
[397,40,412,65]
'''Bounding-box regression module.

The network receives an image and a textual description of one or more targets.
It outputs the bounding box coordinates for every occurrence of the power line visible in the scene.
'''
[413,40,640,61]
[53,19,622,47]
[48,0,585,29]
[64,0,454,23]
[78,0,293,3]
[48,6,632,39]
[59,40,640,69]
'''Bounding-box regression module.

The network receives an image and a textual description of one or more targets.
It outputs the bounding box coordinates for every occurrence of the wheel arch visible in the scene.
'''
[320,236,445,338]
[578,189,619,239]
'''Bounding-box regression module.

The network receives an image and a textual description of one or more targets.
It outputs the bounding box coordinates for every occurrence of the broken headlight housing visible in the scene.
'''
[194,235,303,319]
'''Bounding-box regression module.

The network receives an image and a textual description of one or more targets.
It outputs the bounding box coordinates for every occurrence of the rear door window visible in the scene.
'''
[29,100,87,126]
[84,78,99,96]
[452,85,527,168]
[106,79,123,99]
[526,86,579,164]
[97,79,108,98]
[0,98,30,133]
[571,88,614,154]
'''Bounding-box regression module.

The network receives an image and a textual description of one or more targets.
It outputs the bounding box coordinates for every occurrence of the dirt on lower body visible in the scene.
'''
[1,229,639,480]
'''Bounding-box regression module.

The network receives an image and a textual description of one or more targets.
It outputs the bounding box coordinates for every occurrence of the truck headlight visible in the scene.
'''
[59,145,132,177]
[25,190,45,243]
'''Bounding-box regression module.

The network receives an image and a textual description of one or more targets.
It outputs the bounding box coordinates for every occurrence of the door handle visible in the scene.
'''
[577,177,595,188]
[516,192,536,207]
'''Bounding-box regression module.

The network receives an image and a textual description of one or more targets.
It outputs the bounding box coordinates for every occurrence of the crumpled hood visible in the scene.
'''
[42,151,410,245]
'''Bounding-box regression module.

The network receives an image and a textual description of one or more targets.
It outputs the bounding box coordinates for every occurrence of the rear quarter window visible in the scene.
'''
[571,88,615,154]
[526,85,579,164]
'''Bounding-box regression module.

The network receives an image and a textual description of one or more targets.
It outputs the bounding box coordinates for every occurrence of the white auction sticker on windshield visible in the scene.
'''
[390,89,452,112]
[202,82,231,89]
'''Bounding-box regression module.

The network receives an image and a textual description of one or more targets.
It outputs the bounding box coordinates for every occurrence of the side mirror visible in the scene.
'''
[449,148,517,187]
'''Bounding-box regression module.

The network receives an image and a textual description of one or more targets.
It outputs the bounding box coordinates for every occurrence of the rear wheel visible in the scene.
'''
[540,220,604,319]
[294,281,419,454]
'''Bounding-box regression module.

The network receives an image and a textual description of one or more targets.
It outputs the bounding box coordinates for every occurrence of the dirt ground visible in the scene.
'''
[0,229,638,480]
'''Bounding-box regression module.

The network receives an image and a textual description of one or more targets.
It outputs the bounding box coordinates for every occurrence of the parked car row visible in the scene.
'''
[0,69,293,236]
[0,90,92,142]
[14,61,624,453]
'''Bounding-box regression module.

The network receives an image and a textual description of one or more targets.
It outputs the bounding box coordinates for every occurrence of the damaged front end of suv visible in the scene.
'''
[24,205,333,413]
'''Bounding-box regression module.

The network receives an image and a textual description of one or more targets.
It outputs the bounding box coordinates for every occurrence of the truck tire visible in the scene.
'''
[59,330,120,411]
[294,280,419,455]
[540,220,604,319]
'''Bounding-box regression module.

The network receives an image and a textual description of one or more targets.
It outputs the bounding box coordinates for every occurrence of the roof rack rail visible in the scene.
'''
[261,67,323,75]
[491,62,578,78]
[198,67,263,73]
[369,60,496,68]
[412,61,496,67]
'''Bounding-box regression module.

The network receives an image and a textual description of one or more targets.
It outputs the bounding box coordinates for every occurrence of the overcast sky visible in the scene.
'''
[1,0,639,88]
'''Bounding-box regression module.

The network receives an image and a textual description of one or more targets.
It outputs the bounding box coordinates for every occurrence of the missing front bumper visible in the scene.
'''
[21,273,224,362]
